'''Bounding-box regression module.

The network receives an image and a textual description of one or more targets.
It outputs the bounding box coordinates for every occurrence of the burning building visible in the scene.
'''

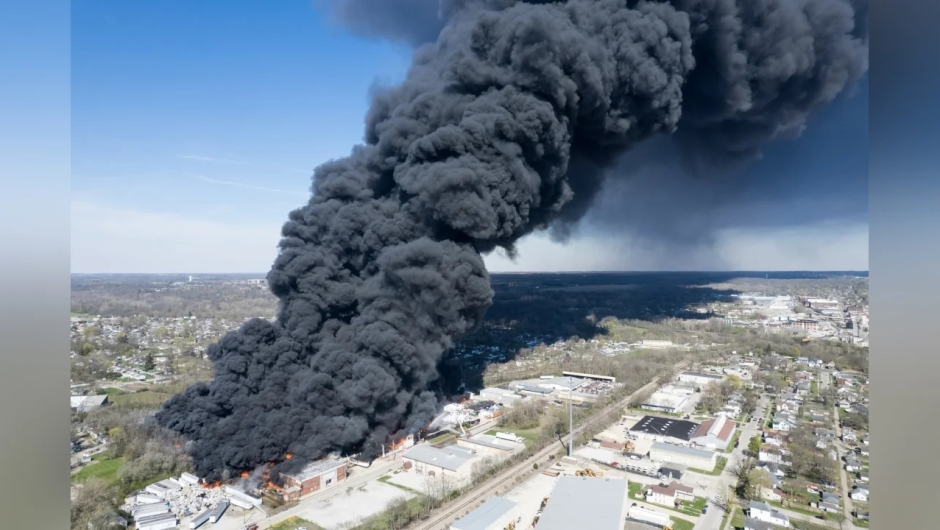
[279,457,347,501]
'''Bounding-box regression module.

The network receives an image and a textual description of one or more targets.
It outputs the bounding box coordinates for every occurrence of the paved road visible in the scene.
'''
[832,404,861,530]
[692,394,770,530]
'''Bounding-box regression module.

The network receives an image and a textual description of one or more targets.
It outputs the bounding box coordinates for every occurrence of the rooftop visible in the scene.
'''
[631,416,700,441]
[535,477,628,530]
[451,497,517,530]
[651,442,715,460]
[402,445,476,471]
[680,371,723,380]
[280,457,345,482]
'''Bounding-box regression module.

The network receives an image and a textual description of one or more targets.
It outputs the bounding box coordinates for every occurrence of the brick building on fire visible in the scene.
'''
[280,457,347,501]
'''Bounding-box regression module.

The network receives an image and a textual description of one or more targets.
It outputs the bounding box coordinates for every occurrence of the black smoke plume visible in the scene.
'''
[158,0,867,481]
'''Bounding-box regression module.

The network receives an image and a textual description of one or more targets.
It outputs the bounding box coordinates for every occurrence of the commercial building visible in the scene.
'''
[401,445,478,485]
[676,371,724,389]
[70,394,110,413]
[450,497,519,530]
[629,416,700,443]
[641,385,693,414]
[649,442,717,470]
[690,416,736,450]
[535,477,628,530]
[509,375,613,404]
[477,387,524,405]
[280,457,347,499]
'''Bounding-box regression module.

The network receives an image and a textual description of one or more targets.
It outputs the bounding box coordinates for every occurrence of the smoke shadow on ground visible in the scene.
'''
[443,271,864,391]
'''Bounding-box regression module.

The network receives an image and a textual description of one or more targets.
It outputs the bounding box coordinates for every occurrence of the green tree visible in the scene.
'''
[143,352,156,371]
[80,343,96,356]
[107,427,127,457]
[748,435,762,455]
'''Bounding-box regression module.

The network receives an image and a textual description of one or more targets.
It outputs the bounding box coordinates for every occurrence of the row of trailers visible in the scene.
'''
[132,500,231,530]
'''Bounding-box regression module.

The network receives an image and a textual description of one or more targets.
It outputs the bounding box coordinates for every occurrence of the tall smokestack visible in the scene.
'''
[157,0,867,482]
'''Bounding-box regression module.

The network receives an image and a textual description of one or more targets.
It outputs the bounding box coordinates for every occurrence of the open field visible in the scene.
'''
[72,456,125,484]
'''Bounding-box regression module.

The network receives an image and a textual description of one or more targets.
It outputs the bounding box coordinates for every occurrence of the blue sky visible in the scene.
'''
[72,1,413,272]
[72,1,868,273]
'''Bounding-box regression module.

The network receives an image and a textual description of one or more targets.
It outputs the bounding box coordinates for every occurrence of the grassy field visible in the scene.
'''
[110,390,171,408]
[268,516,326,530]
[486,427,539,446]
[689,456,727,476]
[670,516,695,530]
[72,456,126,484]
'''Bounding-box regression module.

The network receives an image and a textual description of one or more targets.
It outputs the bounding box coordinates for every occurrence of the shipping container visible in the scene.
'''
[179,472,200,486]
[133,503,170,518]
[208,500,229,523]
[229,496,254,510]
[189,509,212,529]
[137,493,164,504]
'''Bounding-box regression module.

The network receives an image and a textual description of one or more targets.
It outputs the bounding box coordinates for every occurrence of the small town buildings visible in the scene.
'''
[850,485,869,502]
[759,445,784,465]
[280,458,347,499]
[749,500,790,527]
[645,481,694,507]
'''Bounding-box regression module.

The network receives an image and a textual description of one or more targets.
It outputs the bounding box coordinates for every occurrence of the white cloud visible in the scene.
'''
[71,201,282,273]
[484,222,869,272]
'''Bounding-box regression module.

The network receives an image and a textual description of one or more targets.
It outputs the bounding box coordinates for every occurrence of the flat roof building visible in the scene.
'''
[280,457,347,499]
[401,445,478,485]
[630,416,700,442]
[535,477,628,530]
[450,497,518,530]
[650,442,717,470]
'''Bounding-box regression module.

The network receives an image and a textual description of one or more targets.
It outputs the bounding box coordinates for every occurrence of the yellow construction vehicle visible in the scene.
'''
[624,440,635,453]
[575,468,604,477]
[504,522,515,530]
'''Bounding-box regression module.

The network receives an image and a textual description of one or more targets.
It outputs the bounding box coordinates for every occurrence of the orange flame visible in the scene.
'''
[285,453,293,460]
[240,471,249,478]
[266,481,283,491]
[203,481,221,489]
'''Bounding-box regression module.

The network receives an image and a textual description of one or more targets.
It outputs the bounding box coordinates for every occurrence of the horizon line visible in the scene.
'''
[70,270,870,275]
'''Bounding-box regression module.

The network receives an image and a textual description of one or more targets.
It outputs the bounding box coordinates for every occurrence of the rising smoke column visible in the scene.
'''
[158,0,867,482]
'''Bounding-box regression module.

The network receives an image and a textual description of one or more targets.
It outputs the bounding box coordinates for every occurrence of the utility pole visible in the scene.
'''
[568,376,573,457]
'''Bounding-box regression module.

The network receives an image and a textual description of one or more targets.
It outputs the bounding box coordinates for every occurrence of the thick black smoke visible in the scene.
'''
[158,0,867,481]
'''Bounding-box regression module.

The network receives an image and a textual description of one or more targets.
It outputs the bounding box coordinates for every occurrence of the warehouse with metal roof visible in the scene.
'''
[450,497,519,530]
[534,477,628,530]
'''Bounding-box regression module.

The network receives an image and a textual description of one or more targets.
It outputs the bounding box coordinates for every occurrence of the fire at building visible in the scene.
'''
[278,457,347,502]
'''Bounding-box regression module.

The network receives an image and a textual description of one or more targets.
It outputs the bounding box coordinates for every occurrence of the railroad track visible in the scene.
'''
[408,361,687,530]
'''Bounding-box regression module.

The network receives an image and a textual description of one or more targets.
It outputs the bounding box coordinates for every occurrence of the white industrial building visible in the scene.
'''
[676,371,724,389]
[476,387,524,405]
[401,445,478,485]
[641,384,693,414]
[637,340,674,349]
[649,442,717,470]
[450,496,519,530]
[70,394,110,413]
[535,477,628,530]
